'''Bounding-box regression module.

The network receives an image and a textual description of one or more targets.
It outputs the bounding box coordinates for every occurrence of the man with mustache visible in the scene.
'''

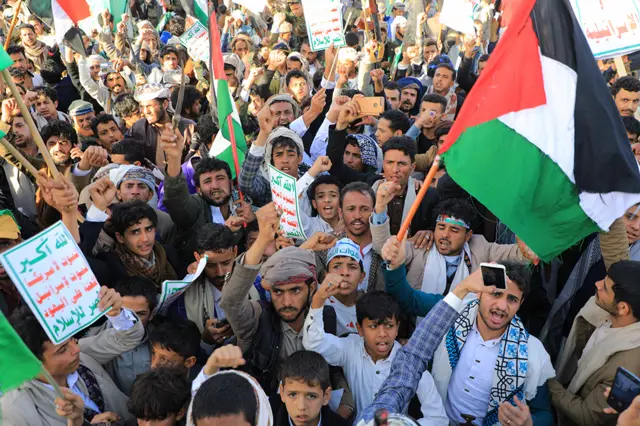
[162,125,256,264]
[170,223,261,354]
[372,136,439,236]
[611,76,640,117]
[396,77,424,117]
[77,56,135,111]
[371,198,530,300]
[220,203,342,398]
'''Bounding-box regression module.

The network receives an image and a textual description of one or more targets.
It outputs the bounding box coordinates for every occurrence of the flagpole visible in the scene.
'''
[40,366,65,399]
[209,8,244,200]
[397,155,440,241]
[4,0,23,50]
[0,137,40,178]
[1,69,62,181]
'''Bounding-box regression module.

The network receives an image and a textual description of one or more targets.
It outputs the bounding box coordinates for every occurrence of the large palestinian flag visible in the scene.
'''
[441,0,640,262]
[207,12,247,180]
[179,0,208,26]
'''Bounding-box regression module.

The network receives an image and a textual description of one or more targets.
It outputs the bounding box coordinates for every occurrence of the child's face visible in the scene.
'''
[150,343,194,371]
[358,317,399,362]
[280,379,330,426]
[326,256,364,296]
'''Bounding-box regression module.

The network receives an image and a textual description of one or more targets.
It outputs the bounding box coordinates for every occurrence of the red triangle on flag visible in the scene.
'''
[57,0,91,24]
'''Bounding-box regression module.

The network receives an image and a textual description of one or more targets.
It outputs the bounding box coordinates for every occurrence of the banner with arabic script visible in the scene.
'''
[301,0,346,52]
[269,164,307,240]
[0,221,107,344]
[570,0,640,60]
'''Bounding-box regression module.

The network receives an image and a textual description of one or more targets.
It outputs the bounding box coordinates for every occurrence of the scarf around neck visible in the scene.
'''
[112,241,177,287]
[432,299,530,426]
[23,41,48,69]
[421,242,472,299]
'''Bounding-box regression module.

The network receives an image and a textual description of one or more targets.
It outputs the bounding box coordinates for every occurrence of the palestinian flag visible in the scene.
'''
[0,311,42,395]
[179,0,208,26]
[208,12,247,180]
[441,0,640,262]
[27,0,128,42]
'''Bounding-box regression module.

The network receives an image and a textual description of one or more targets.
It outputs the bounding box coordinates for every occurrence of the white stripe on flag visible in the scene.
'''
[213,79,243,124]
[52,0,73,43]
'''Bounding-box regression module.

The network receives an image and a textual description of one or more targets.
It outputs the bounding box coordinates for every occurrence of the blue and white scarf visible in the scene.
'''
[445,299,529,426]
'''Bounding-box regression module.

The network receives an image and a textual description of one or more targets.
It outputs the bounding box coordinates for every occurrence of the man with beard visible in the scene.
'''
[301,39,322,77]
[7,45,44,87]
[550,260,640,426]
[90,114,124,151]
[170,224,261,354]
[371,137,439,236]
[68,100,97,144]
[396,77,424,117]
[162,126,256,263]
[425,63,460,121]
[32,86,73,131]
[87,168,175,246]
[611,76,640,117]
[0,98,38,157]
[127,83,194,166]
[18,24,52,72]
[220,203,340,397]
[371,198,530,301]
[374,110,411,147]
[112,94,142,131]
[78,58,134,111]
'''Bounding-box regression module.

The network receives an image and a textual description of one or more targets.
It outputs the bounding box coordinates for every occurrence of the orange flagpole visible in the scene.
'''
[4,0,23,50]
[397,155,440,241]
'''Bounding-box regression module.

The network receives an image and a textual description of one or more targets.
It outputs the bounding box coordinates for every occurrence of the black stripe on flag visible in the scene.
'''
[531,0,640,195]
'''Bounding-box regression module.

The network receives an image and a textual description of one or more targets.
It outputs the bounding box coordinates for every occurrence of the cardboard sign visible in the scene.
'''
[180,21,211,64]
[269,164,307,240]
[301,0,346,51]
[0,222,107,344]
[570,0,640,60]
[153,256,208,316]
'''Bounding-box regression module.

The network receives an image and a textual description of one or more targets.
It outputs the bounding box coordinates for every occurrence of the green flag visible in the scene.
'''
[0,311,41,395]
[0,46,14,71]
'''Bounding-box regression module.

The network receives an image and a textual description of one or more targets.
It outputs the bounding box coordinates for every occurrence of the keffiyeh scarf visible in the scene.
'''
[435,299,529,426]
[346,134,378,168]
[112,241,177,287]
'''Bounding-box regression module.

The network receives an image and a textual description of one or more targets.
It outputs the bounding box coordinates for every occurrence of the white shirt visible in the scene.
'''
[445,322,502,425]
[295,171,336,237]
[303,307,448,423]
[358,243,373,292]
[326,296,357,336]
[581,323,612,359]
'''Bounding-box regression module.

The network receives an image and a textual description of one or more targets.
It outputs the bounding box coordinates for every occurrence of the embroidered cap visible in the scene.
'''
[328,238,363,266]
[0,210,20,240]
[135,83,171,102]
[68,100,94,117]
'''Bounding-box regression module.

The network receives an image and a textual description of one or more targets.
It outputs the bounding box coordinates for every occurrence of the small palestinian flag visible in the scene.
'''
[208,12,247,180]
[179,0,208,26]
[441,0,640,262]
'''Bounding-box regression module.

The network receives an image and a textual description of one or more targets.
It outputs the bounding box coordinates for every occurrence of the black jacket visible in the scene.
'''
[242,300,337,398]
[327,125,382,187]
[270,394,351,426]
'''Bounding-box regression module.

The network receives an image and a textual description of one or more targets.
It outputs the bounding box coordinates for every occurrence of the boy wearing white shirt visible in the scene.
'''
[324,238,366,336]
[303,282,448,424]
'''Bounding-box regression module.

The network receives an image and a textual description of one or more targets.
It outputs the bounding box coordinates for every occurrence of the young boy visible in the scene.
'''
[271,350,350,426]
[149,318,201,376]
[126,367,191,426]
[299,174,344,237]
[303,288,449,424]
[324,238,365,336]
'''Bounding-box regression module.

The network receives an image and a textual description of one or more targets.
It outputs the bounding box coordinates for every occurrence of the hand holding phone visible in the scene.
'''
[608,367,640,413]
[355,97,384,117]
[480,262,507,290]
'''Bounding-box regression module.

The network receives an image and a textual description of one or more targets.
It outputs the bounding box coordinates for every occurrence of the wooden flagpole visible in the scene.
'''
[0,137,40,178]
[1,69,62,180]
[397,156,440,241]
[4,0,23,50]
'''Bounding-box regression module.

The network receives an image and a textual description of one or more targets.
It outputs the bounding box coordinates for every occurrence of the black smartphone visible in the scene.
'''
[216,318,229,327]
[480,263,507,290]
[608,367,640,413]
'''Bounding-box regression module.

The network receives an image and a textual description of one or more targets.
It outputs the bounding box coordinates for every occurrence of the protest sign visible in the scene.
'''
[154,255,208,316]
[179,21,210,64]
[300,0,346,51]
[0,222,106,345]
[439,0,477,35]
[570,0,640,60]
[269,164,307,240]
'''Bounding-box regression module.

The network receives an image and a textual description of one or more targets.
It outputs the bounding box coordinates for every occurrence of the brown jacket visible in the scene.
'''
[371,215,526,289]
[549,316,640,426]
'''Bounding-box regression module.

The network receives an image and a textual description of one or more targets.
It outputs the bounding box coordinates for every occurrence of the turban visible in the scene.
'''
[261,246,316,286]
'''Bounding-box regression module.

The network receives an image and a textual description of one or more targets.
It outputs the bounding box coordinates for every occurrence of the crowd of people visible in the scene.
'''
[0,0,640,425]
